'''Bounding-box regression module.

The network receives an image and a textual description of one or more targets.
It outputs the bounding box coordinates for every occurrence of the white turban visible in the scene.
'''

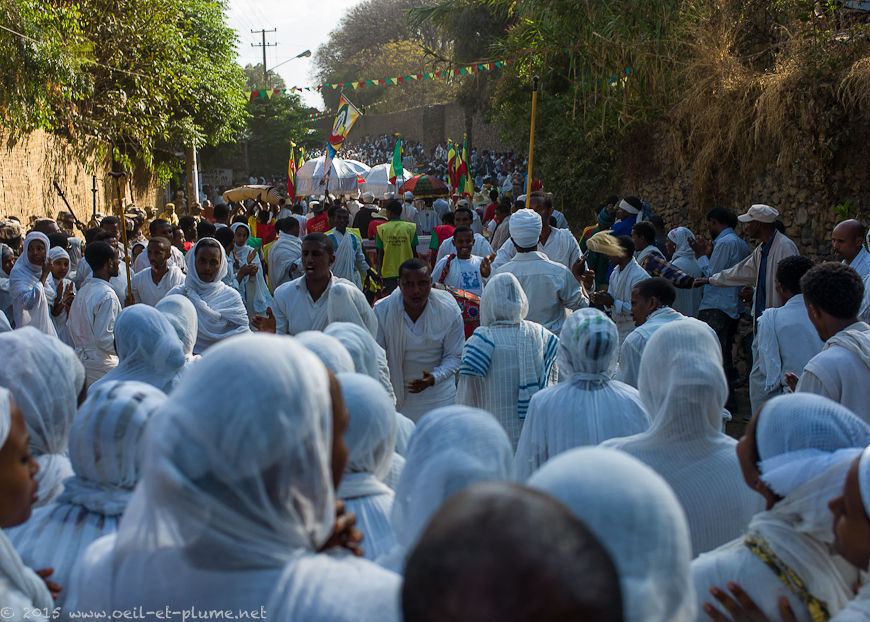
[510,209,542,248]
[618,199,640,215]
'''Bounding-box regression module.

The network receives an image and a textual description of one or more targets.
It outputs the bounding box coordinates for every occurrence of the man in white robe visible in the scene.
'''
[374,258,464,422]
[68,241,122,387]
[434,207,493,262]
[400,192,420,233]
[617,278,686,388]
[832,218,870,280]
[794,262,870,422]
[490,193,581,270]
[492,209,590,336]
[267,217,302,291]
[254,233,365,336]
[694,204,799,323]
[749,256,823,413]
[326,207,369,290]
[416,200,440,235]
[591,235,650,344]
[74,231,131,308]
[130,237,185,306]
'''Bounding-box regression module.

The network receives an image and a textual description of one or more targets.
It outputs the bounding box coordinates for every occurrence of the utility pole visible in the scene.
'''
[251,28,277,90]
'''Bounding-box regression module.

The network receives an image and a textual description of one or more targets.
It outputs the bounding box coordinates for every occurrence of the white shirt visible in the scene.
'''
[607,258,650,344]
[132,245,185,274]
[401,202,419,231]
[797,322,870,423]
[490,226,581,270]
[417,209,440,235]
[272,275,359,335]
[68,278,121,383]
[492,252,587,335]
[846,247,870,280]
[431,255,484,297]
[435,233,493,263]
[749,294,823,413]
[131,266,185,307]
[617,307,686,388]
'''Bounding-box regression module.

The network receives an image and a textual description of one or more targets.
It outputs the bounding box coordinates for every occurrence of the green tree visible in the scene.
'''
[243,63,287,91]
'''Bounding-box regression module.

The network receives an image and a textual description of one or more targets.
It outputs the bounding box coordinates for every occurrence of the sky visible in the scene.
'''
[226,0,362,110]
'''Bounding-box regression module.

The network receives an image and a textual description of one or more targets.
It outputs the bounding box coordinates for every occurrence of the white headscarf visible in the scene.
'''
[757,394,870,497]
[0,327,84,507]
[171,238,249,353]
[0,389,53,612]
[529,447,695,622]
[109,334,335,586]
[327,282,378,337]
[509,208,542,248]
[667,227,695,260]
[324,322,396,405]
[336,373,396,499]
[6,381,165,612]
[381,405,514,572]
[229,223,273,316]
[155,294,198,359]
[602,319,764,555]
[557,307,618,380]
[48,246,70,264]
[92,304,186,393]
[296,331,355,374]
[459,272,557,419]
[9,232,56,336]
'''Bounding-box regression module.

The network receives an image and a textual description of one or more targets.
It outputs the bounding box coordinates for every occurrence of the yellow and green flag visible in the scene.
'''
[389,137,403,185]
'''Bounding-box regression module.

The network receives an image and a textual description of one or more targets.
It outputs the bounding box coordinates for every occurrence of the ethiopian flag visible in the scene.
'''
[287,142,297,203]
[447,140,457,189]
[456,136,473,197]
[389,137,403,185]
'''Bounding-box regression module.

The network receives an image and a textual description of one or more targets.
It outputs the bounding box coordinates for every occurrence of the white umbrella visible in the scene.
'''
[344,160,371,175]
[360,163,399,199]
[296,157,362,196]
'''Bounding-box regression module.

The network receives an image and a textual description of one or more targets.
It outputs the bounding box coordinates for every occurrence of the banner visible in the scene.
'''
[389,137,403,185]
[321,95,362,189]
[287,142,297,204]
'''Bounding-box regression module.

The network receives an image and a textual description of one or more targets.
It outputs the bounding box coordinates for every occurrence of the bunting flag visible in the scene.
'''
[389,137,403,185]
[248,59,512,99]
[287,142,297,204]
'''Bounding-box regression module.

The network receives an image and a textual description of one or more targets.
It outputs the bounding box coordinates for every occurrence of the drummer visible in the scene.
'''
[431,227,490,298]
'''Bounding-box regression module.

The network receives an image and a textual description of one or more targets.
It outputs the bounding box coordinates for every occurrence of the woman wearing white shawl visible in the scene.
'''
[377,405,514,574]
[229,222,273,318]
[693,393,870,622]
[10,232,56,337]
[0,243,15,324]
[166,238,249,353]
[91,304,186,393]
[456,272,559,449]
[0,327,85,508]
[155,294,199,363]
[327,281,378,337]
[325,322,396,406]
[70,334,400,620]
[336,373,399,561]
[515,308,649,480]
[529,447,696,622]
[667,227,703,318]
[44,246,76,346]
[602,320,764,556]
[0,387,53,616]
[296,331,355,374]
[8,381,165,613]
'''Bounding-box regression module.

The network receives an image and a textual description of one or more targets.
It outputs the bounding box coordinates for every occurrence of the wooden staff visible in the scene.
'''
[526,76,539,194]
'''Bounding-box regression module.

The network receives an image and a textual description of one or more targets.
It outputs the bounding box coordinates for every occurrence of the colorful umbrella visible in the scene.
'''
[399,174,449,199]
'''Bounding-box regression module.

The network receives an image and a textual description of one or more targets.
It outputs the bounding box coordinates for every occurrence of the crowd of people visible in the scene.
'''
[0,178,868,622]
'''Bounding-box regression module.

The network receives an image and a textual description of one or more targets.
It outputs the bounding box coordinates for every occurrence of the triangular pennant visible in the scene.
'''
[416,74,422,80]
[259,90,267,98]
[265,89,274,99]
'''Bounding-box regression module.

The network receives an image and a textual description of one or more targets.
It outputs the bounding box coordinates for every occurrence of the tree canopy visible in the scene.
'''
[0,0,248,182]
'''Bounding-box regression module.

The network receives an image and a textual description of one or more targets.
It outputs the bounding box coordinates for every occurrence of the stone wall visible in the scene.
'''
[0,130,163,230]
[319,102,514,154]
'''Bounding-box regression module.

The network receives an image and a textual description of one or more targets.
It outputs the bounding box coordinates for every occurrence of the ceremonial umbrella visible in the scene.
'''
[296,157,360,196]
[399,174,449,199]
[360,163,394,198]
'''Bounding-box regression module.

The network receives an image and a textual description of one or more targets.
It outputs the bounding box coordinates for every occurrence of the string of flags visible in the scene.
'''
[249,59,511,100]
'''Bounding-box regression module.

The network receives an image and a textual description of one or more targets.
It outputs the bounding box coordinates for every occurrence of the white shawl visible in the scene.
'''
[230,223,273,317]
[9,232,56,337]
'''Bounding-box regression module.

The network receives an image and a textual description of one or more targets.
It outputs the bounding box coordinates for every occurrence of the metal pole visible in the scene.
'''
[262,30,267,87]
[526,76,539,195]
[91,175,97,220]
